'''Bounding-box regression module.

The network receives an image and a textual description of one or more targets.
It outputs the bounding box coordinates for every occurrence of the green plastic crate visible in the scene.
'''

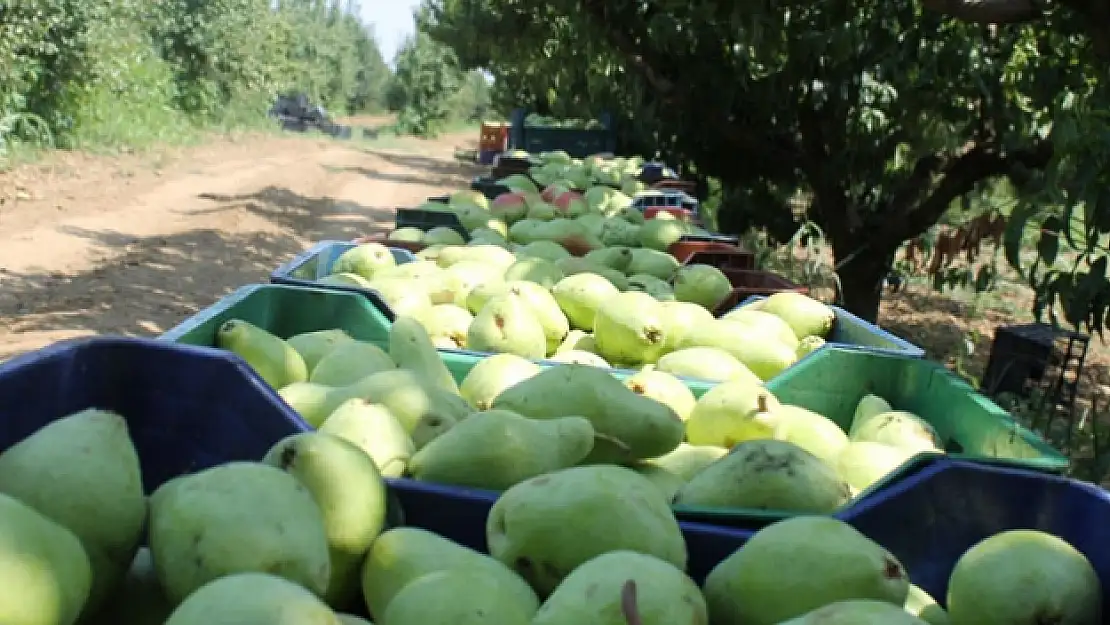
[157,284,478,383]
[674,346,1069,528]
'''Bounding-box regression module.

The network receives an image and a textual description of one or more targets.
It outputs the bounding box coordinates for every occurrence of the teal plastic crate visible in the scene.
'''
[272,240,415,283]
[159,284,480,383]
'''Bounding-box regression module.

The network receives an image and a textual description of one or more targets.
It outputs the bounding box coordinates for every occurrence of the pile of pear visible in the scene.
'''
[217,306,930,516]
[0,403,1097,625]
[315,237,834,381]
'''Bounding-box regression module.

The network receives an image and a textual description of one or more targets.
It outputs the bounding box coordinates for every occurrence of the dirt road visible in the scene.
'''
[0,128,484,359]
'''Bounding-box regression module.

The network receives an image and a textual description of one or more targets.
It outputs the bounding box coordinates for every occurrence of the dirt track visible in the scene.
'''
[0,129,483,359]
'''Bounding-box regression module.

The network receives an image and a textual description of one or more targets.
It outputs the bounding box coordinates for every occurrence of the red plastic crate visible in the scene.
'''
[668,240,754,267]
[712,269,809,315]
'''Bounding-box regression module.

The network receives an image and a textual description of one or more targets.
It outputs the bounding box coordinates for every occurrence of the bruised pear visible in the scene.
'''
[468,293,548,359]
[623,369,697,421]
[704,516,910,625]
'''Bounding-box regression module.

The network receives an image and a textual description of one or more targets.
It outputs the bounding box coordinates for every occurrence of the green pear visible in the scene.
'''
[835,441,917,492]
[409,410,595,490]
[436,244,517,269]
[625,248,680,280]
[148,462,331,604]
[465,280,510,314]
[797,335,826,358]
[946,530,1100,625]
[0,491,92,625]
[216,319,307,388]
[597,267,630,290]
[163,573,339,625]
[685,381,781,447]
[720,308,800,349]
[286,329,355,375]
[639,218,687,251]
[551,273,619,331]
[504,257,565,288]
[351,370,467,448]
[388,227,425,242]
[492,364,684,463]
[643,443,728,480]
[517,240,572,262]
[623,369,696,421]
[366,278,433,317]
[673,264,732,311]
[380,569,532,625]
[318,399,415,478]
[655,347,759,384]
[704,516,910,625]
[468,293,548,359]
[657,300,715,350]
[0,408,145,614]
[277,382,337,427]
[361,527,539,619]
[389,316,460,395]
[852,393,894,428]
[674,439,851,513]
[486,465,687,597]
[506,280,570,355]
[414,304,473,349]
[555,329,597,353]
[677,320,797,381]
[782,600,930,624]
[630,463,688,501]
[627,273,675,301]
[851,410,942,454]
[771,404,851,465]
[337,615,373,625]
[759,292,836,339]
[459,353,542,410]
[905,584,950,625]
[440,261,506,305]
[332,243,396,279]
[263,432,388,608]
[531,551,707,625]
[310,341,396,387]
[547,350,611,367]
[593,291,670,365]
[88,548,172,625]
[584,246,633,272]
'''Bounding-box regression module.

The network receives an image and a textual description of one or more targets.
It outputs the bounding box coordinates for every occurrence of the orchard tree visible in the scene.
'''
[389,30,464,136]
[424,0,1109,327]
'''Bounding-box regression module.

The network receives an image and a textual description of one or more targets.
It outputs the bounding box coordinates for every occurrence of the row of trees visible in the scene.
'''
[0,0,489,153]
[422,0,1110,330]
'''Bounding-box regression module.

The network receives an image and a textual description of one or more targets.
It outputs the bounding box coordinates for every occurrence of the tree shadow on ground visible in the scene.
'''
[330,165,465,190]
[197,186,395,241]
[0,227,305,358]
[360,148,486,180]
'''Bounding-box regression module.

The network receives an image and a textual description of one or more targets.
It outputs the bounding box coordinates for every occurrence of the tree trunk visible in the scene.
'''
[829,236,897,324]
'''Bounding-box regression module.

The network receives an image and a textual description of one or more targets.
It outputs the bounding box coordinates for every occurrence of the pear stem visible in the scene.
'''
[757,394,769,413]
[621,580,643,625]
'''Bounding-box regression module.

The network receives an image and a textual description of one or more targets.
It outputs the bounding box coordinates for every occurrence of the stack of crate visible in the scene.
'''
[478,122,510,164]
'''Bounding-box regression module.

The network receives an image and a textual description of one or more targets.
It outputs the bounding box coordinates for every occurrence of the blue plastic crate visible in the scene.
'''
[841,457,1110,611]
[737,294,925,360]
[270,240,414,313]
[0,336,310,493]
[385,478,752,585]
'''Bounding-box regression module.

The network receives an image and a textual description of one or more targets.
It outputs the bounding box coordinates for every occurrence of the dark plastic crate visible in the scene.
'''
[386,478,752,585]
[737,294,926,359]
[470,176,511,200]
[509,109,616,158]
[477,150,498,165]
[394,208,469,241]
[269,240,415,308]
[842,458,1110,613]
[0,336,310,493]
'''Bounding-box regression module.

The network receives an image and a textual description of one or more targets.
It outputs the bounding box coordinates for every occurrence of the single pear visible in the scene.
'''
[287,329,355,375]
[851,410,942,454]
[163,573,339,625]
[507,280,571,355]
[547,349,611,367]
[0,491,92,625]
[504,257,565,288]
[584,246,633,272]
[310,341,396,387]
[796,335,826,358]
[414,304,473,348]
[263,432,389,608]
[674,439,851,513]
[368,278,434,317]
[318,399,415,478]
[380,569,533,625]
[337,370,467,447]
[852,393,894,428]
[332,242,396,279]
[459,353,542,410]
[361,527,539,619]
[655,347,760,384]
[389,316,460,395]
[278,382,338,427]
[657,300,715,350]
[532,551,706,625]
[320,273,373,289]
[835,441,917,492]
[468,293,549,359]
[87,548,172,625]
[148,462,331,604]
[409,410,595,491]
[677,320,797,381]
[644,443,729,481]
[771,404,851,465]
[465,280,511,315]
[551,273,621,331]
[946,530,1101,625]
[782,600,930,624]
[720,308,800,349]
[0,408,145,614]
[685,382,781,447]
[492,364,685,463]
[216,319,307,388]
[593,291,670,365]
[704,516,910,625]
[905,584,951,625]
[623,369,697,421]
[486,465,687,597]
[759,292,836,339]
